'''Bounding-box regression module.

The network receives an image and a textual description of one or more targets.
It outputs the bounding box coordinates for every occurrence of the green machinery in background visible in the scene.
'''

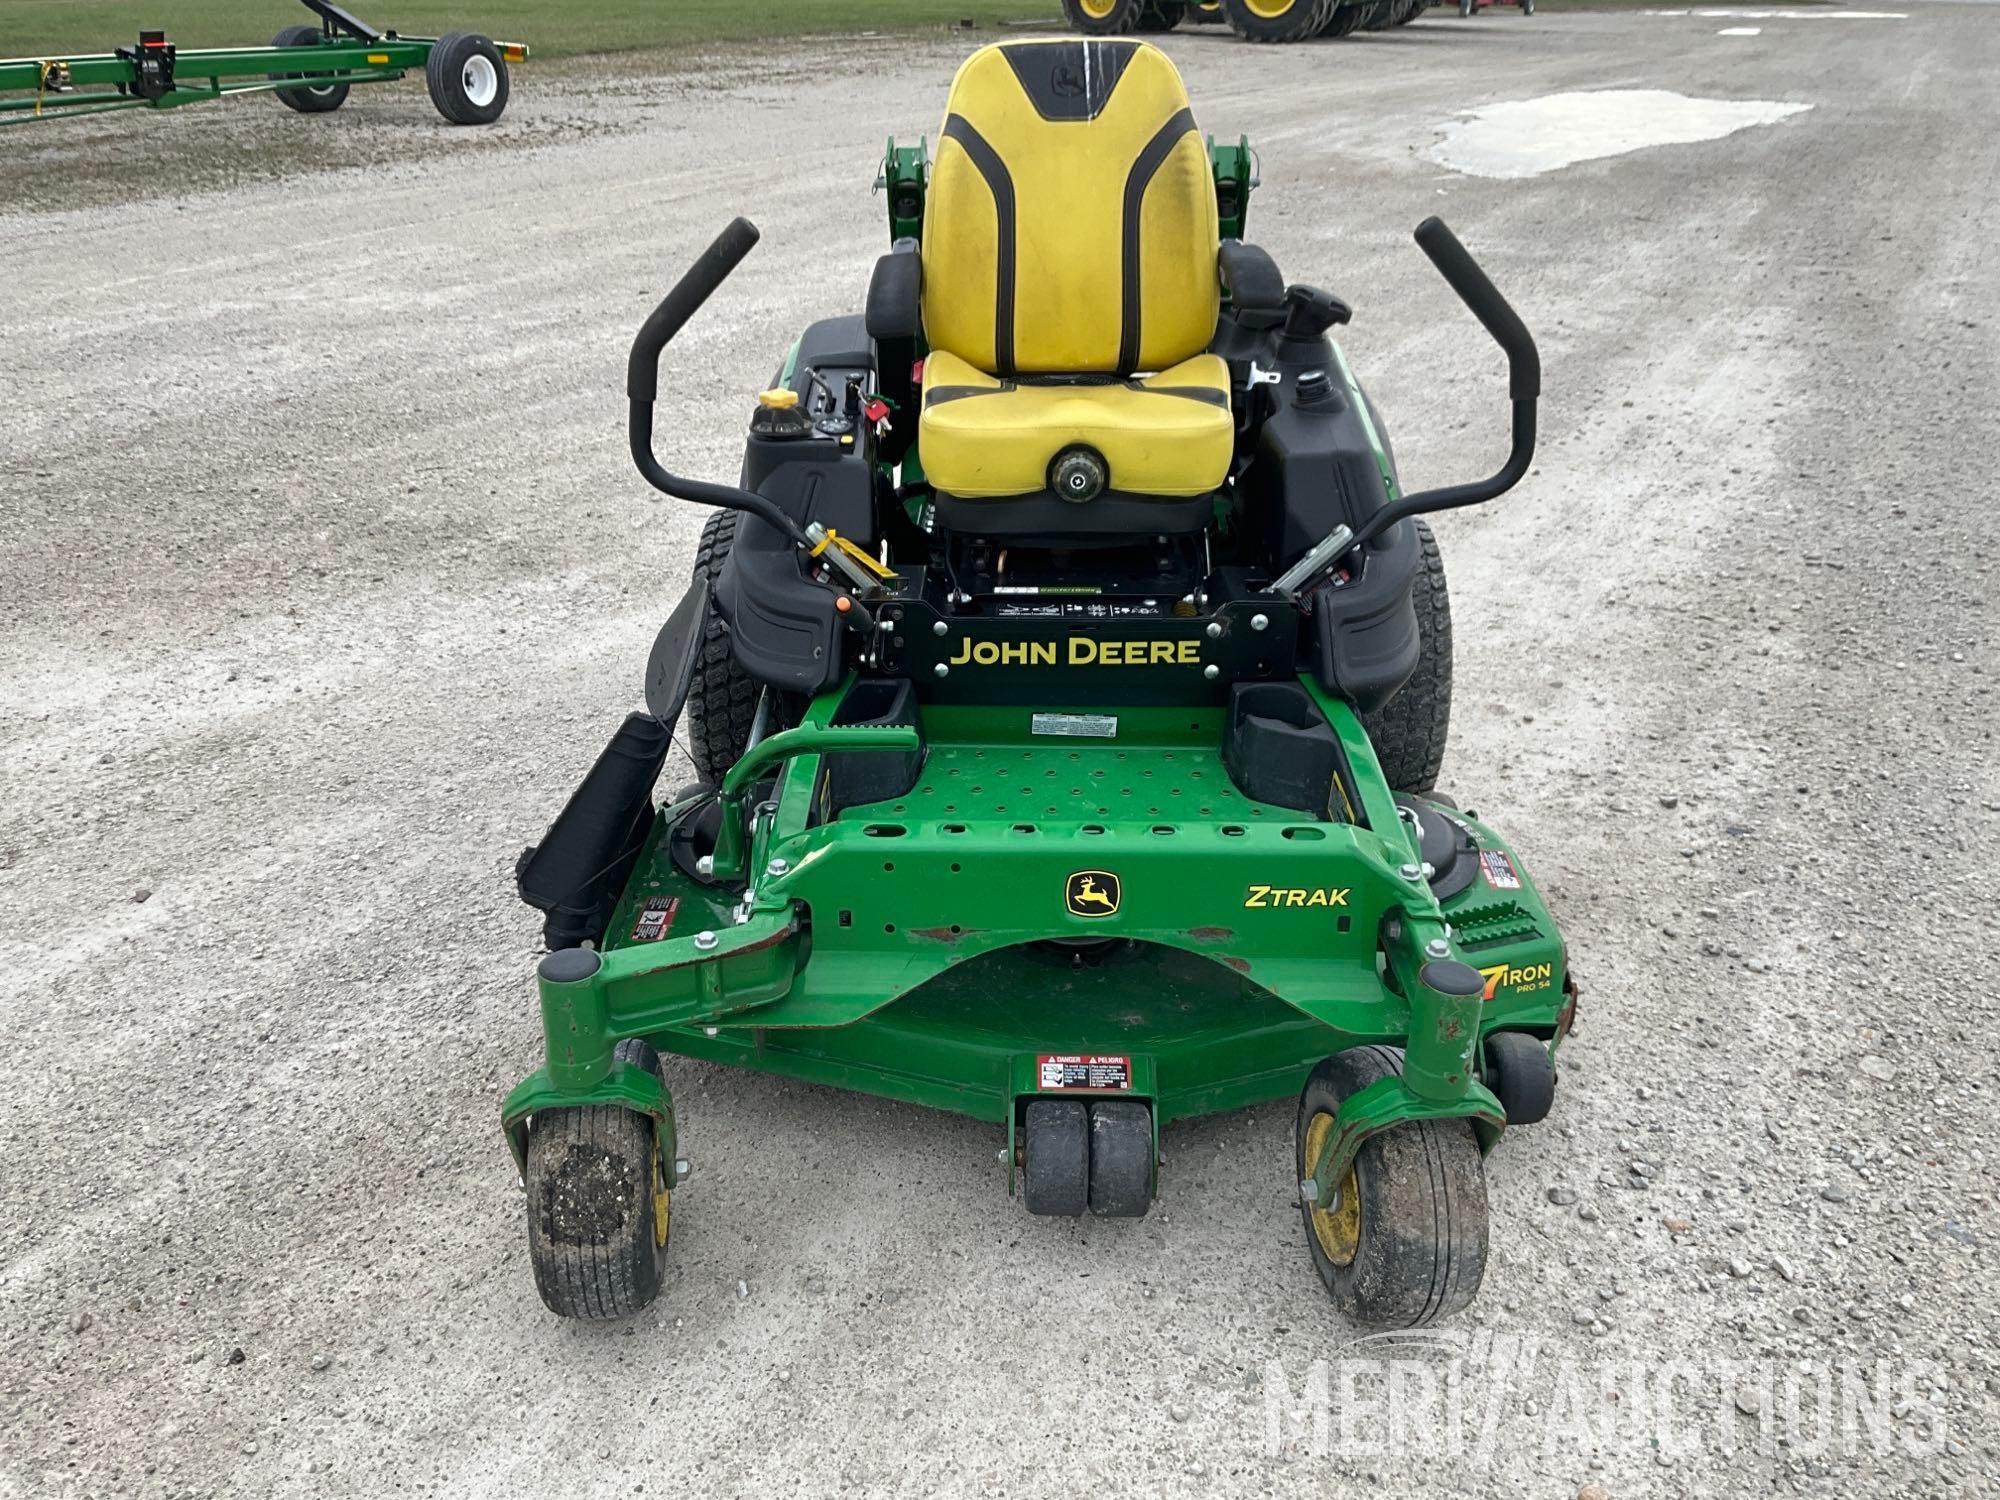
[1064,0,1443,41]
[0,0,526,126]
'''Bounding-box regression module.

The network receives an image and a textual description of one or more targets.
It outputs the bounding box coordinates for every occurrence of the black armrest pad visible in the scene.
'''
[1218,241,1285,315]
[866,247,923,342]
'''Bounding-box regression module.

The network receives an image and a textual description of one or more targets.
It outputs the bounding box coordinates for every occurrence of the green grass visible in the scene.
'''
[0,0,1062,61]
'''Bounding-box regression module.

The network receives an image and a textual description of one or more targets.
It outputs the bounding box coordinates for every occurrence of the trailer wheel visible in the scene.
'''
[270,25,350,114]
[1061,0,1145,33]
[1223,0,1334,43]
[426,31,509,126]
[525,1039,672,1319]
[1296,1046,1489,1328]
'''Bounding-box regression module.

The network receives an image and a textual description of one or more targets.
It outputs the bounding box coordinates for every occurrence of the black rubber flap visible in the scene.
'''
[516,713,672,950]
[645,574,712,731]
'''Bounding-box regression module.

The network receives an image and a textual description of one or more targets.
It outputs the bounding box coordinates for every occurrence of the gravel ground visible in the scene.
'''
[2,7,1996,1498]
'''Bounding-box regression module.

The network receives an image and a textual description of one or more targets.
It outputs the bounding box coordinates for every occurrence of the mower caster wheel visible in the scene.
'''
[1296,1046,1489,1328]
[270,25,350,114]
[524,1039,672,1319]
[426,32,510,126]
[1088,1102,1153,1218]
[1022,1100,1088,1216]
[1483,1031,1556,1124]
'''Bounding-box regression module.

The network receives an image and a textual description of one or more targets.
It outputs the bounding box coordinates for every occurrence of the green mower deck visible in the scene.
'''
[503,689,1569,1180]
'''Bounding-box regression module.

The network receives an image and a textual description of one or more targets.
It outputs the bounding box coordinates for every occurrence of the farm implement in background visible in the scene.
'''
[1,0,526,127]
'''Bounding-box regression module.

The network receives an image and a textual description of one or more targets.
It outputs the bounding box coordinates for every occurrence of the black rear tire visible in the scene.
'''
[1296,1046,1489,1328]
[1061,0,1146,33]
[1022,1100,1090,1216]
[425,31,509,125]
[1224,0,1333,42]
[525,1039,672,1320]
[1087,1102,1153,1217]
[685,510,764,785]
[1360,517,1452,795]
[1391,0,1426,23]
[269,25,349,114]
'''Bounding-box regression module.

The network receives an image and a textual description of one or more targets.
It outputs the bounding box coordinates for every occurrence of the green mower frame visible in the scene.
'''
[0,0,525,126]
[505,47,1572,1329]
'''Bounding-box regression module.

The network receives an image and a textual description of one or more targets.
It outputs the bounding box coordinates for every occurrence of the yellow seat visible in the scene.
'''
[921,351,1233,499]
[917,40,1229,505]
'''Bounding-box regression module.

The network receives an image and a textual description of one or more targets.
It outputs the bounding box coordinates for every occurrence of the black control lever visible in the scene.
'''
[1280,284,1352,341]
[1270,218,1540,596]
[1346,218,1538,552]
[626,218,812,551]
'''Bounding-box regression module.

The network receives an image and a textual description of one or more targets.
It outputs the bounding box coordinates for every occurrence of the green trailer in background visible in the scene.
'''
[0,0,526,126]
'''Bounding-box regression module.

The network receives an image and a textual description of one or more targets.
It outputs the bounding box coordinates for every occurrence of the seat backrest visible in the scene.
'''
[922,40,1219,378]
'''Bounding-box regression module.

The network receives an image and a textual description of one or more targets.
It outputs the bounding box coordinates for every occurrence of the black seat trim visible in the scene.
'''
[1119,105,1199,372]
[940,114,1017,375]
[998,40,1139,123]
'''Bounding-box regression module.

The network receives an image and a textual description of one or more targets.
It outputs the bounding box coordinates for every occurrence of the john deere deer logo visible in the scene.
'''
[1065,870,1121,919]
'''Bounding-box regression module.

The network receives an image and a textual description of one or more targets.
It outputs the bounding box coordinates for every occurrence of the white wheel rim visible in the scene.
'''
[461,55,498,108]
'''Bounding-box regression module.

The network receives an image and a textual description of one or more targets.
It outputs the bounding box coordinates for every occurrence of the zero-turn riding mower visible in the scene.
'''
[507,38,1573,1329]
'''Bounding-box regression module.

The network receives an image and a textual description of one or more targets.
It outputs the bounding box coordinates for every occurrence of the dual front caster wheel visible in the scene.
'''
[1022,1099,1153,1218]
[524,1039,672,1318]
[1296,1046,1490,1327]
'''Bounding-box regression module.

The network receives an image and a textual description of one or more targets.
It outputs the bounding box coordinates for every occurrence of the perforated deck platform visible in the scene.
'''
[844,706,1309,829]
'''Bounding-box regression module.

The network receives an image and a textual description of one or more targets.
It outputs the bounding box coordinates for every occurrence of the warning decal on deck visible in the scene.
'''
[1479,850,1523,890]
[1037,1054,1132,1092]
[630,895,680,942]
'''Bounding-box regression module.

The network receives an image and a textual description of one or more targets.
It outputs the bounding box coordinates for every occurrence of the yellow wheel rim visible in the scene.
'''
[651,1152,672,1250]
[1245,0,1304,17]
[1303,1113,1361,1267]
[1080,0,1121,16]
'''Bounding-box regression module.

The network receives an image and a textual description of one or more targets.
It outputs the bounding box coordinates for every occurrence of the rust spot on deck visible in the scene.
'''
[1220,955,1252,974]
[1184,925,1235,943]
[910,925,981,945]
